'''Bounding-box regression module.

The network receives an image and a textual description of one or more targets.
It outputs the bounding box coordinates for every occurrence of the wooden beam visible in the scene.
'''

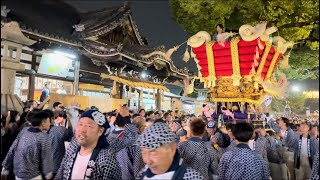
[156,89,161,111]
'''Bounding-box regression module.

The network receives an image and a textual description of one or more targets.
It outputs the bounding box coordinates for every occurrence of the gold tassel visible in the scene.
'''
[255,47,260,59]
[227,102,232,110]
[191,50,195,58]
[251,64,256,75]
[165,45,180,61]
[280,55,290,68]
[183,46,190,62]
[258,39,264,50]
[254,55,259,67]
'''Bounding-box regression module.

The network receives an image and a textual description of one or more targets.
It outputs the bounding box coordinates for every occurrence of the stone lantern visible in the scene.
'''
[1,21,36,114]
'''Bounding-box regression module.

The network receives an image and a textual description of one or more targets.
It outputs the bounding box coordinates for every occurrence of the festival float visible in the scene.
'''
[145,22,294,124]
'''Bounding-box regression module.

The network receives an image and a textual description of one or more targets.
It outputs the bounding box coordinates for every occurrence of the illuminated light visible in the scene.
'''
[292,86,300,92]
[141,72,147,79]
[53,50,76,59]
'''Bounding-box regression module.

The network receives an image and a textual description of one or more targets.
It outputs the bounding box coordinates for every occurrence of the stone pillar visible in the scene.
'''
[28,70,36,100]
[1,21,36,114]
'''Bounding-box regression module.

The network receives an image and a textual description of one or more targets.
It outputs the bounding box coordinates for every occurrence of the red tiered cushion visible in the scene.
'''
[191,38,281,80]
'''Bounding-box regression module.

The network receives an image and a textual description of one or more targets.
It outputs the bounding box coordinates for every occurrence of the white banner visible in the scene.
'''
[264,95,272,106]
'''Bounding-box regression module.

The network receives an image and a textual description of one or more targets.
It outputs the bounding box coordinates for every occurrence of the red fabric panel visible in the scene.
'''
[216,70,233,77]
[198,58,208,65]
[196,52,208,59]
[239,54,255,62]
[213,42,231,49]
[241,69,251,75]
[201,71,209,77]
[262,67,269,73]
[213,49,231,57]
[238,39,258,47]
[214,56,232,64]
[215,63,233,70]
[192,45,206,52]
[269,47,275,54]
[240,62,254,69]
[238,46,256,54]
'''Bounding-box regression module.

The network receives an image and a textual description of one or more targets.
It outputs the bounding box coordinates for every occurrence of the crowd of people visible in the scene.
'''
[1,101,319,180]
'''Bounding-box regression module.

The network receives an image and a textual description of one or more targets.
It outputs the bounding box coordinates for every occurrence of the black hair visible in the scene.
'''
[164,112,170,119]
[23,107,29,112]
[53,102,62,109]
[26,108,41,122]
[190,119,206,136]
[30,111,50,127]
[175,110,179,113]
[216,24,224,29]
[53,110,67,120]
[232,123,254,143]
[226,123,235,130]
[18,111,28,127]
[8,110,19,123]
[129,110,133,113]
[43,109,54,118]
[311,124,319,131]
[203,104,207,108]
[139,109,146,113]
[254,125,264,130]
[132,114,140,119]
[266,130,275,136]
[190,114,196,117]
[146,111,154,117]
[114,115,131,128]
[279,117,290,126]
[154,111,160,116]
[146,118,153,122]
[78,109,85,115]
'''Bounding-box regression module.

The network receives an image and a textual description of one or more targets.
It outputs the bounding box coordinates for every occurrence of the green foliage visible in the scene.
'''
[270,92,306,114]
[169,0,319,80]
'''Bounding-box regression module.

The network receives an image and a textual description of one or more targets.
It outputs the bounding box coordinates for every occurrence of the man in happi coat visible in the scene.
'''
[135,123,204,180]
[178,119,218,179]
[55,110,121,180]
[218,123,238,156]
[309,152,319,180]
[258,127,288,180]
[285,121,319,180]
[268,117,296,179]
[43,109,73,178]
[250,128,268,162]
[1,111,53,180]
[107,106,142,180]
[218,123,270,180]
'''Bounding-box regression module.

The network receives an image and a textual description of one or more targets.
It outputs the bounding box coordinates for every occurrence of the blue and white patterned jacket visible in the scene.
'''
[178,137,218,179]
[218,143,270,180]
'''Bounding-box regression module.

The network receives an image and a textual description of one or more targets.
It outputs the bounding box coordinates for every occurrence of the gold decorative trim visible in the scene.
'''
[205,41,216,88]
[256,41,271,79]
[265,50,280,81]
[210,97,263,105]
[230,37,241,86]
[100,73,169,92]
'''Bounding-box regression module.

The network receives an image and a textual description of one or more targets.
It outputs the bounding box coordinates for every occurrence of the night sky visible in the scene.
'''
[64,0,197,72]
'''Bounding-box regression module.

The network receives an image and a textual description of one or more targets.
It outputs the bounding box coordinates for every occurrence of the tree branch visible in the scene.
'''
[279,21,319,28]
